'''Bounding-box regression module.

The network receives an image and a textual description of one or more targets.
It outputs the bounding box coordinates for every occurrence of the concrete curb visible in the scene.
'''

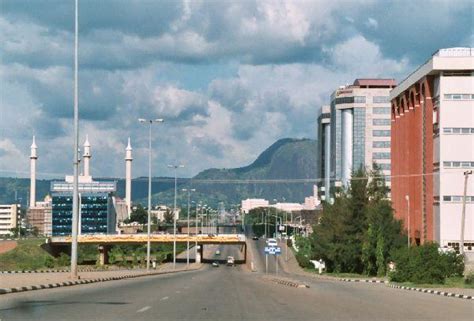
[339,278,388,284]
[387,284,474,300]
[1,268,140,274]
[296,272,473,301]
[0,265,203,296]
[263,277,309,289]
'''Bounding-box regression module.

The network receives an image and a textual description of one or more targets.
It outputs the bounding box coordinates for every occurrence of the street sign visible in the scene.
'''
[264,246,281,255]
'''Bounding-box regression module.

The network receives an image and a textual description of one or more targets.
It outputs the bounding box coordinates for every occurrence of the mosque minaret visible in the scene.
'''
[83,135,91,177]
[29,136,38,208]
[125,137,133,218]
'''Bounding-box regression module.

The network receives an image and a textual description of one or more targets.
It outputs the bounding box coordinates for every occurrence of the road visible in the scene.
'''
[1,246,472,320]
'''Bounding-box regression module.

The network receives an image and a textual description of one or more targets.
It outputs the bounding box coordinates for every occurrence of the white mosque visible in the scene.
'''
[27,135,134,236]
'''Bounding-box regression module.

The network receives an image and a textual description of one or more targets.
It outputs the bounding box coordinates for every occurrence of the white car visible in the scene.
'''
[266,238,278,247]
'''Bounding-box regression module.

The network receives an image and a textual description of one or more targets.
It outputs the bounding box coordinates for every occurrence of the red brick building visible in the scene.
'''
[390,48,474,248]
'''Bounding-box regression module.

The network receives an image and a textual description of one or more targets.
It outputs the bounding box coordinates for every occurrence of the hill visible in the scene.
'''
[0,138,317,209]
[149,138,317,208]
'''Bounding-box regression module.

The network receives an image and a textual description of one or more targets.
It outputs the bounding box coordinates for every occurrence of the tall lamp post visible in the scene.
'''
[70,0,80,280]
[182,188,195,268]
[139,118,164,272]
[405,195,410,248]
[460,170,472,255]
[168,164,184,269]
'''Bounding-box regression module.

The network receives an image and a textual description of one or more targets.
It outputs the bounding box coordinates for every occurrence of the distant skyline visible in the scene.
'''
[0,0,472,179]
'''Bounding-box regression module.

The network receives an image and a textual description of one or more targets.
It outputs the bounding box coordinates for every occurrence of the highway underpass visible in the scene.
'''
[46,234,247,265]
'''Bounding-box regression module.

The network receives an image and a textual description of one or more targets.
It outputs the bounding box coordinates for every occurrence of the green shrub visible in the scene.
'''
[390,243,464,284]
[464,273,474,285]
[295,252,312,269]
[44,256,55,268]
[55,252,70,267]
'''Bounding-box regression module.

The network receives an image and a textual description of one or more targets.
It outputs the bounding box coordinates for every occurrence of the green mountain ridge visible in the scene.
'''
[150,138,317,208]
[0,138,317,209]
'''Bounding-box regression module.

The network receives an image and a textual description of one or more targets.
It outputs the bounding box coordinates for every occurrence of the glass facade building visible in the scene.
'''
[51,179,116,236]
[318,79,396,197]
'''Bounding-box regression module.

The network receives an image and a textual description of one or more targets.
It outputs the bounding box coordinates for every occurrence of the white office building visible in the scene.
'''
[0,204,20,236]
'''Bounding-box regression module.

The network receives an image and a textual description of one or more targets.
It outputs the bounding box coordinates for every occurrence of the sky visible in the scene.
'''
[0,0,472,179]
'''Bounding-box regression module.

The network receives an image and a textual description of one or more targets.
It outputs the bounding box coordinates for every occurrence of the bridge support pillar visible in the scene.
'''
[244,243,247,263]
[98,245,110,266]
[195,244,202,263]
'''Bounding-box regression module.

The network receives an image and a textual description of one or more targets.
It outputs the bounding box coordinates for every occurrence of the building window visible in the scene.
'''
[334,96,354,104]
[443,161,474,168]
[373,141,391,148]
[375,163,391,171]
[373,96,390,103]
[372,119,391,126]
[354,96,366,103]
[373,152,391,159]
[443,195,474,203]
[373,107,391,114]
[373,130,391,137]
[443,127,474,134]
[444,94,473,100]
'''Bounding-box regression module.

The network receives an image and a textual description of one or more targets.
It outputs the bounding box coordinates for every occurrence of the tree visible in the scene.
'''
[163,208,174,224]
[127,204,148,224]
[310,167,405,275]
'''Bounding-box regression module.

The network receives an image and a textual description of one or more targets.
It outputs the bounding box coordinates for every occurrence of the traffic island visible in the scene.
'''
[0,264,203,296]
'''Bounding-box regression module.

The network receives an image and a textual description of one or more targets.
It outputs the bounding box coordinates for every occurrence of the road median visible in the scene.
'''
[0,263,203,296]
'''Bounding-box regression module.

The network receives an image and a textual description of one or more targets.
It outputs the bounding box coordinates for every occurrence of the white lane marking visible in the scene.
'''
[160,296,169,301]
[137,306,151,313]
[176,290,181,294]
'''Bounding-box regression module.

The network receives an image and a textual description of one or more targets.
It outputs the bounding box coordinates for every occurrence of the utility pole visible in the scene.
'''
[460,170,472,255]
[168,164,184,269]
[139,118,164,272]
[70,0,80,280]
[182,188,195,268]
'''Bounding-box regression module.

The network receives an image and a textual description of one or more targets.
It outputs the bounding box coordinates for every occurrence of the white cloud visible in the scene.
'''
[366,17,378,29]
[6,0,471,180]
[324,35,410,77]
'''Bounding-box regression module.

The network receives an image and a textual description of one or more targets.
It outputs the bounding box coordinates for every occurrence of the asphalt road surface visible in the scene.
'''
[1,250,473,321]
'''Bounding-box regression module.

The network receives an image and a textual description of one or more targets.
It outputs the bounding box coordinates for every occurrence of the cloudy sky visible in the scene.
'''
[0,0,471,179]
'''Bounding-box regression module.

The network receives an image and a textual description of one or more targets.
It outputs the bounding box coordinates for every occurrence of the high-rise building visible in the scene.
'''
[390,47,473,250]
[323,79,396,193]
[0,204,19,236]
[51,175,117,236]
[317,105,331,201]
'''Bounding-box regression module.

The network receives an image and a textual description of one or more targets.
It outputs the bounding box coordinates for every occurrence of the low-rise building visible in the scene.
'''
[27,195,52,236]
[241,199,270,214]
[0,204,20,236]
[150,205,180,222]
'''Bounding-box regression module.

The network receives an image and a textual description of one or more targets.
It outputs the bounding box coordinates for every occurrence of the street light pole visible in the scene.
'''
[139,118,164,272]
[168,164,184,269]
[182,188,195,268]
[405,195,410,248]
[460,170,472,255]
[70,0,80,280]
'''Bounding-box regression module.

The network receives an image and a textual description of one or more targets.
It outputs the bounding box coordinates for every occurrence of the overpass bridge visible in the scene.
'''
[47,234,247,265]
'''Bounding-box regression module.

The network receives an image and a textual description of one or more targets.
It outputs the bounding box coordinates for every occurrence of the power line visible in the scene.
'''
[0,168,468,184]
